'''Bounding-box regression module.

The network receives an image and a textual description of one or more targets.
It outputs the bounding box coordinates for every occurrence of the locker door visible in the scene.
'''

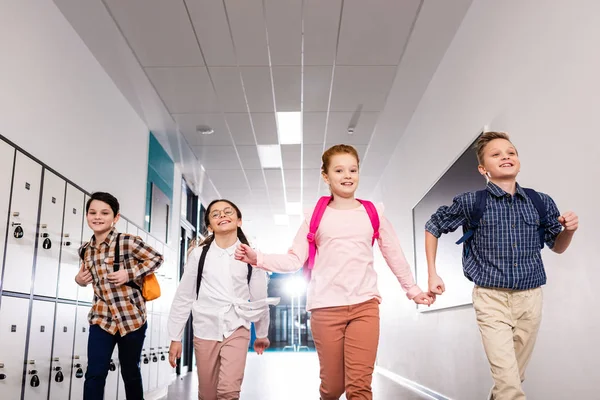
[148,313,161,392]
[77,194,94,304]
[48,303,76,400]
[0,296,30,399]
[105,347,119,400]
[58,184,85,301]
[23,300,56,400]
[33,171,66,297]
[70,305,90,400]
[159,313,173,389]
[3,151,43,293]
[116,371,126,400]
[0,141,15,283]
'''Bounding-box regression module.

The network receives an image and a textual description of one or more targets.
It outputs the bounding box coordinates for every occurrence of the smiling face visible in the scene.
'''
[322,152,360,198]
[478,138,521,180]
[86,199,119,235]
[207,201,242,235]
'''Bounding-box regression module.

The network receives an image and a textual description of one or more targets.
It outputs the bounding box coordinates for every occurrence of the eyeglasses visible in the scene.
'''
[210,207,236,220]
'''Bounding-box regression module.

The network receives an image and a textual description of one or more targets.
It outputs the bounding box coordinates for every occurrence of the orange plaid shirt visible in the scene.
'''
[80,228,163,336]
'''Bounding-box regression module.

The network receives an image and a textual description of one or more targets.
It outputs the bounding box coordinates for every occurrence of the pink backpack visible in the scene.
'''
[303,196,380,280]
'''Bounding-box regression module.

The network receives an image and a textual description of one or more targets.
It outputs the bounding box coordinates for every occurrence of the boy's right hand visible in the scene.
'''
[75,263,92,287]
[428,273,445,295]
[168,341,182,368]
[234,244,258,265]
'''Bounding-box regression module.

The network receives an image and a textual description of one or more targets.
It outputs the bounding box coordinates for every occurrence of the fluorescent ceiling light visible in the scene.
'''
[286,202,302,215]
[257,145,282,169]
[276,112,302,144]
[274,214,289,226]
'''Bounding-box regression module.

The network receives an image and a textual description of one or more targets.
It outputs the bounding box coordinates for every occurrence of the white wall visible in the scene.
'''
[0,0,149,227]
[376,1,600,398]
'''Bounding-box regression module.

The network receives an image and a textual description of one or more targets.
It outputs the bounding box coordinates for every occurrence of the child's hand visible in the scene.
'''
[413,292,435,306]
[168,341,182,368]
[558,211,578,232]
[75,263,92,287]
[428,273,445,295]
[235,244,258,265]
[254,338,270,355]
[107,269,129,286]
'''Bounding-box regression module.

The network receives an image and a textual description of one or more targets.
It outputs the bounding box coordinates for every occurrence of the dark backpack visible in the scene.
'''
[195,240,252,299]
[455,188,548,254]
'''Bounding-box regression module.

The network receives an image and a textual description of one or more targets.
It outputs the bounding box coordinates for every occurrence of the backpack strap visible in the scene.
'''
[196,242,211,299]
[522,188,547,249]
[456,190,488,246]
[114,233,142,292]
[306,196,332,272]
[356,199,380,245]
[79,242,89,261]
[195,241,253,299]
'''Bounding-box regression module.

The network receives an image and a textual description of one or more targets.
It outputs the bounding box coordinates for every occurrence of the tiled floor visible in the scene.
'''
[166,352,428,399]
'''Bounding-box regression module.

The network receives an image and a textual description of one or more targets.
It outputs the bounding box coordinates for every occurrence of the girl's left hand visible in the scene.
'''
[413,292,435,307]
[253,338,270,355]
[107,269,129,286]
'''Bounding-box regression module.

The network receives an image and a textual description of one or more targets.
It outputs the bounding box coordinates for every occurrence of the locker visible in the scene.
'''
[48,303,76,400]
[69,305,90,400]
[57,184,85,301]
[105,347,119,400]
[126,222,138,237]
[33,170,66,297]
[159,314,174,389]
[137,230,148,242]
[140,315,152,393]
[114,217,127,234]
[23,300,56,400]
[148,313,161,392]
[0,140,15,286]
[0,296,30,399]
[3,151,43,293]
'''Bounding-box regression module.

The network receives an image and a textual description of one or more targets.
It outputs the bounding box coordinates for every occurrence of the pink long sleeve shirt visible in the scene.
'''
[257,203,422,311]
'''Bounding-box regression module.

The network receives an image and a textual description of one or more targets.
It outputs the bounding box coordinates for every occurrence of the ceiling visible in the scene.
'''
[54,0,473,250]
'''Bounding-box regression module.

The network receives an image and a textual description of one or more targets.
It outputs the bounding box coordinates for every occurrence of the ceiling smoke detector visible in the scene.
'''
[196,125,214,135]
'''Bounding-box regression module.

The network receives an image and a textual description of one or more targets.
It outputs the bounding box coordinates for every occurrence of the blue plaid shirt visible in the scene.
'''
[425,182,563,290]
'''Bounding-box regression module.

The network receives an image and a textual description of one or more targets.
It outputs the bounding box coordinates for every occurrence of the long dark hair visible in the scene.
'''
[196,199,250,249]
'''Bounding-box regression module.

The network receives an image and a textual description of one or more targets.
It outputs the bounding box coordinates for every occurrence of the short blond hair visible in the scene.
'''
[473,131,514,164]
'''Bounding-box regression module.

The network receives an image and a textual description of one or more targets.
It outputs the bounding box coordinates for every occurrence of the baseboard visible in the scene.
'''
[375,366,452,400]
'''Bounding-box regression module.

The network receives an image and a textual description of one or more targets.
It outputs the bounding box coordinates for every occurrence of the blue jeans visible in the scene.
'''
[83,323,147,400]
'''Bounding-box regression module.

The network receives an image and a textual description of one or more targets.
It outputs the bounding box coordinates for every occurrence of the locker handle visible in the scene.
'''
[53,357,59,362]
[14,225,24,238]
[53,366,62,372]
[0,374,6,380]
[109,360,116,372]
[11,222,21,226]
[63,241,72,247]
[28,369,38,375]
[74,363,82,368]
[41,232,49,238]
[75,368,84,379]
[30,375,40,387]
[54,370,64,383]
[28,360,36,364]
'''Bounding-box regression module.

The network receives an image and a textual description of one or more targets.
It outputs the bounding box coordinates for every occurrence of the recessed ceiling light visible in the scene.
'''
[196,125,214,135]
[276,112,302,144]
[274,214,289,226]
[257,145,283,169]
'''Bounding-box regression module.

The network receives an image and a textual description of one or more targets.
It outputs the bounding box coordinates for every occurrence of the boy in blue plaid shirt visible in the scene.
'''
[425,132,578,399]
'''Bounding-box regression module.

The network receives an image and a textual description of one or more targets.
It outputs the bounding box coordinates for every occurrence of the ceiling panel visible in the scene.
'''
[245,169,267,190]
[283,168,302,188]
[193,145,242,170]
[104,0,204,67]
[265,0,302,65]
[240,67,275,112]
[272,67,301,111]
[336,0,421,66]
[210,67,248,112]
[186,0,236,66]
[264,169,284,190]
[285,187,302,202]
[145,67,219,113]
[281,144,301,169]
[250,113,278,144]
[304,0,341,65]
[325,111,379,145]
[218,188,252,202]
[236,145,262,169]
[329,66,397,112]
[302,168,323,188]
[303,144,324,171]
[225,113,255,146]
[303,112,327,144]
[225,0,269,66]
[304,66,333,112]
[174,113,233,146]
[205,169,249,189]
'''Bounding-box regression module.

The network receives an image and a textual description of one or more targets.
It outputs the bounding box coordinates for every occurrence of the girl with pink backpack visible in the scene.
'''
[235,144,434,400]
